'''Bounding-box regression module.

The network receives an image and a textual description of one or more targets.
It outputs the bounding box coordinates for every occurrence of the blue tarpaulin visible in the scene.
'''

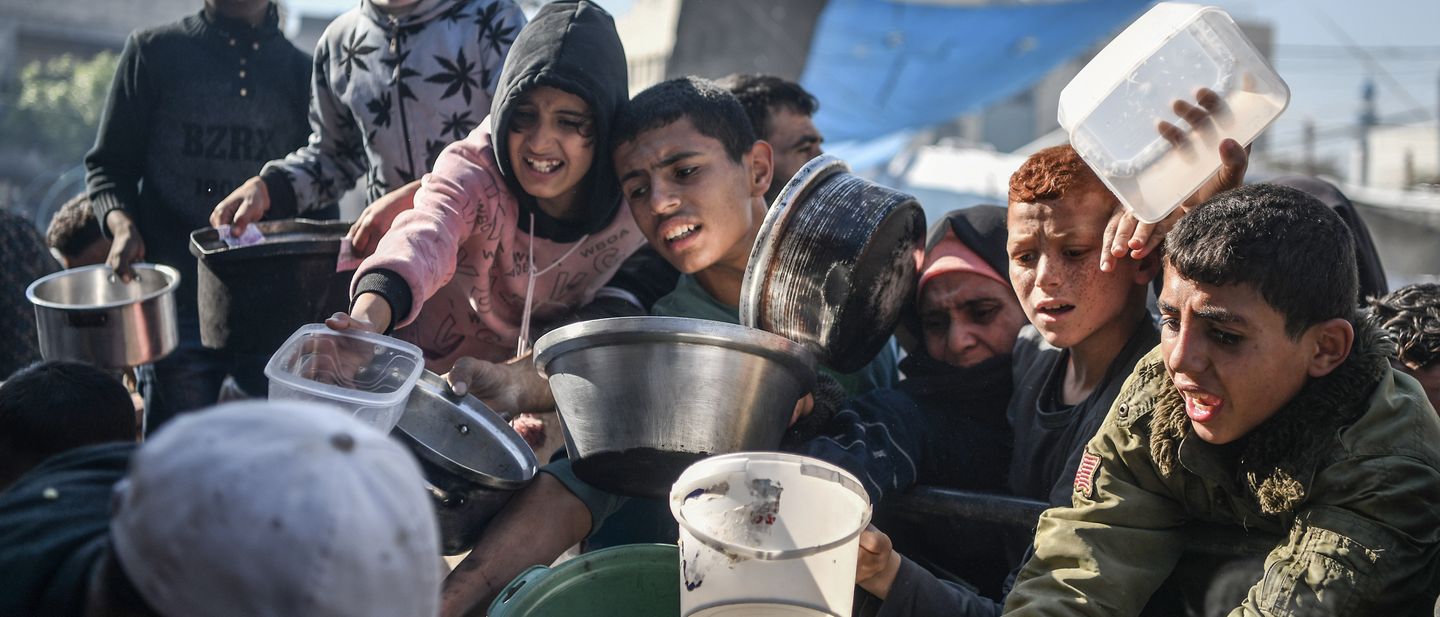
[800,0,1154,145]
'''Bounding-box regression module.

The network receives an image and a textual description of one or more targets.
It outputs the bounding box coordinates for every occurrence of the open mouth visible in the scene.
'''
[663,223,701,244]
[1036,302,1075,317]
[1183,391,1223,422]
[525,157,563,174]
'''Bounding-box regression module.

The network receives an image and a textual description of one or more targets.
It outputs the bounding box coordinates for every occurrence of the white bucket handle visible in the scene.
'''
[670,452,873,561]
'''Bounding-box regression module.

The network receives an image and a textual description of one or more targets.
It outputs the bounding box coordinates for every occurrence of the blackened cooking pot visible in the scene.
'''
[740,155,926,373]
[189,219,354,355]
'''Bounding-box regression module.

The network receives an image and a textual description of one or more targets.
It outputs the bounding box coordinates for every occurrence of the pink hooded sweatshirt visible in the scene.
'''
[353,121,645,371]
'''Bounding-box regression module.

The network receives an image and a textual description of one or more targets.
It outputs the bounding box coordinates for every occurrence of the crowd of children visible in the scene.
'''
[2,0,1440,616]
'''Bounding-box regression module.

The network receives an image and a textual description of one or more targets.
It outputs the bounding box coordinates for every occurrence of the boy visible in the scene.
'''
[86,0,314,426]
[1367,282,1440,412]
[1005,184,1440,615]
[45,195,111,269]
[439,76,894,616]
[853,142,1245,614]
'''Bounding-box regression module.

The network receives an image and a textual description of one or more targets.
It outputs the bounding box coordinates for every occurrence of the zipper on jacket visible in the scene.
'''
[387,16,399,54]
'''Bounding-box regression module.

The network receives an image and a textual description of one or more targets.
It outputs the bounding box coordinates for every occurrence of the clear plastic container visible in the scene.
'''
[265,324,425,432]
[1058,2,1289,223]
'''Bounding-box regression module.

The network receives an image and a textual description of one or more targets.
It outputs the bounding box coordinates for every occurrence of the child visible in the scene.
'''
[437,76,898,616]
[852,142,1244,615]
[317,2,649,380]
[1005,184,1440,615]
[1367,282,1440,412]
[45,195,111,269]
[212,0,523,225]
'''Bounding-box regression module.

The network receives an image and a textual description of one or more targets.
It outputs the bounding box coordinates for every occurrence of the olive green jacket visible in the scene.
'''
[1004,322,1440,616]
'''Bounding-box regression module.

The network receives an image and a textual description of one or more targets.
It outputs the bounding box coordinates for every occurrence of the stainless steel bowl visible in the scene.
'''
[26,263,180,369]
[393,371,538,555]
[740,155,926,372]
[534,316,816,499]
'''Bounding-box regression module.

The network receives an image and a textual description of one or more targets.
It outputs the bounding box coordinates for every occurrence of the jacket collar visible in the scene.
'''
[1148,316,1393,515]
[198,3,282,40]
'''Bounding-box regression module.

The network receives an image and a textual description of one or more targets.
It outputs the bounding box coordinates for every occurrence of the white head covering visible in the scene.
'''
[109,401,441,617]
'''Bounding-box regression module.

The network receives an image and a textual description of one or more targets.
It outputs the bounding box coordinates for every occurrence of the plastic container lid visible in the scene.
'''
[1058,2,1289,222]
[265,324,425,432]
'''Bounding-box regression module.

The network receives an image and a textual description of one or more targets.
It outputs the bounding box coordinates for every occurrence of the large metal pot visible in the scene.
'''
[189,219,353,355]
[392,371,538,555]
[26,263,180,369]
[740,155,926,372]
[534,316,816,499]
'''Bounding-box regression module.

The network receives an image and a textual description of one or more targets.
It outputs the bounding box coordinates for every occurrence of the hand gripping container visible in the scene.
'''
[265,324,425,432]
[1058,2,1289,223]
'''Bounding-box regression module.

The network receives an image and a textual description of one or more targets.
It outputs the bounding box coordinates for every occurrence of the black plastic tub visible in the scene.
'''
[189,219,355,355]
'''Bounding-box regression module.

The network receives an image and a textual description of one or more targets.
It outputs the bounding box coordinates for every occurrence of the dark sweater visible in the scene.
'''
[0,442,137,617]
[85,4,312,315]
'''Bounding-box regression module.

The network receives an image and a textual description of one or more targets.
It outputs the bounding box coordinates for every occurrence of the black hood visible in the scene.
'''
[898,205,1012,353]
[490,0,628,242]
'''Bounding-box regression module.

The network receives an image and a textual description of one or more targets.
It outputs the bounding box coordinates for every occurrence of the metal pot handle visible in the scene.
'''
[425,483,468,508]
[107,269,144,285]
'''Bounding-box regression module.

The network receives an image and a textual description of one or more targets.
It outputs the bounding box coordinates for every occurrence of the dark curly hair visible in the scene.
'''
[1366,283,1440,369]
[46,193,102,259]
[613,76,755,164]
[715,73,819,140]
[1166,184,1358,339]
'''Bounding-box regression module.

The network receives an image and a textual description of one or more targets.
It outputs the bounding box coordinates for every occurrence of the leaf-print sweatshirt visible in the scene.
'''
[257,0,526,216]
[351,1,648,371]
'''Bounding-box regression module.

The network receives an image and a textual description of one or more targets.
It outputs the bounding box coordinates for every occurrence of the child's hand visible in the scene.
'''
[445,356,555,419]
[348,180,421,258]
[1099,88,1250,273]
[790,393,815,427]
[210,176,271,237]
[856,525,903,600]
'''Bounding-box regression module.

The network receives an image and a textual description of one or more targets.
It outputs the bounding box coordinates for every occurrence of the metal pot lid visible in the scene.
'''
[189,218,352,260]
[533,316,816,389]
[26,263,181,311]
[393,371,538,490]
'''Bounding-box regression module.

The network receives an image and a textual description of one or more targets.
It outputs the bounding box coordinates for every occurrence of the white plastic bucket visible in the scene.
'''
[669,452,872,617]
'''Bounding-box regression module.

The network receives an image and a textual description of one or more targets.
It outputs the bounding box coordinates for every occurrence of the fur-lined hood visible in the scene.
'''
[1147,317,1394,515]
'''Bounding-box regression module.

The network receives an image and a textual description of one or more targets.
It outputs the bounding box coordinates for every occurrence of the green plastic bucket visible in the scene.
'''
[488,544,680,616]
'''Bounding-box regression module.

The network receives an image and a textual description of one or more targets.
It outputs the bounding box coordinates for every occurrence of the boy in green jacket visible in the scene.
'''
[1004,183,1440,615]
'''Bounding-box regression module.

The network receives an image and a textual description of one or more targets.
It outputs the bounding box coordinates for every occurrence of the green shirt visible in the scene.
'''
[652,274,898,396]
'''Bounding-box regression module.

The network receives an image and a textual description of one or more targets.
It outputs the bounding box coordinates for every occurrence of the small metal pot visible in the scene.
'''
[26,263,180,369]
[392,371,538,555]
[534,316,816,499]
[740,154,926,373]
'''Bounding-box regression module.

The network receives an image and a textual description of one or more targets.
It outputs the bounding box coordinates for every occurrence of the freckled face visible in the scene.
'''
[920,271,1026,368]
[1007,190,1143,349]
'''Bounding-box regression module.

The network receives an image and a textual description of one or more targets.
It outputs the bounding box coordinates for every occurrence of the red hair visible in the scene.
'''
[1008,144,1106,205]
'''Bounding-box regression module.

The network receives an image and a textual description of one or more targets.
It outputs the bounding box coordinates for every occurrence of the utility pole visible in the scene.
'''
[1357,78,1377,186]
[1303,118,1316,176]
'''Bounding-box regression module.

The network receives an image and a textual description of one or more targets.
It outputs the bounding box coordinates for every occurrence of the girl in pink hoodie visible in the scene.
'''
[332,2,649,414]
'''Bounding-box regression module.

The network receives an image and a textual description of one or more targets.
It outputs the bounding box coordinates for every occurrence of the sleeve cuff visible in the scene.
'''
[352,269,412,334]
[260,168,300,220]
[90,192,130,240]
[539,455,628,537]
